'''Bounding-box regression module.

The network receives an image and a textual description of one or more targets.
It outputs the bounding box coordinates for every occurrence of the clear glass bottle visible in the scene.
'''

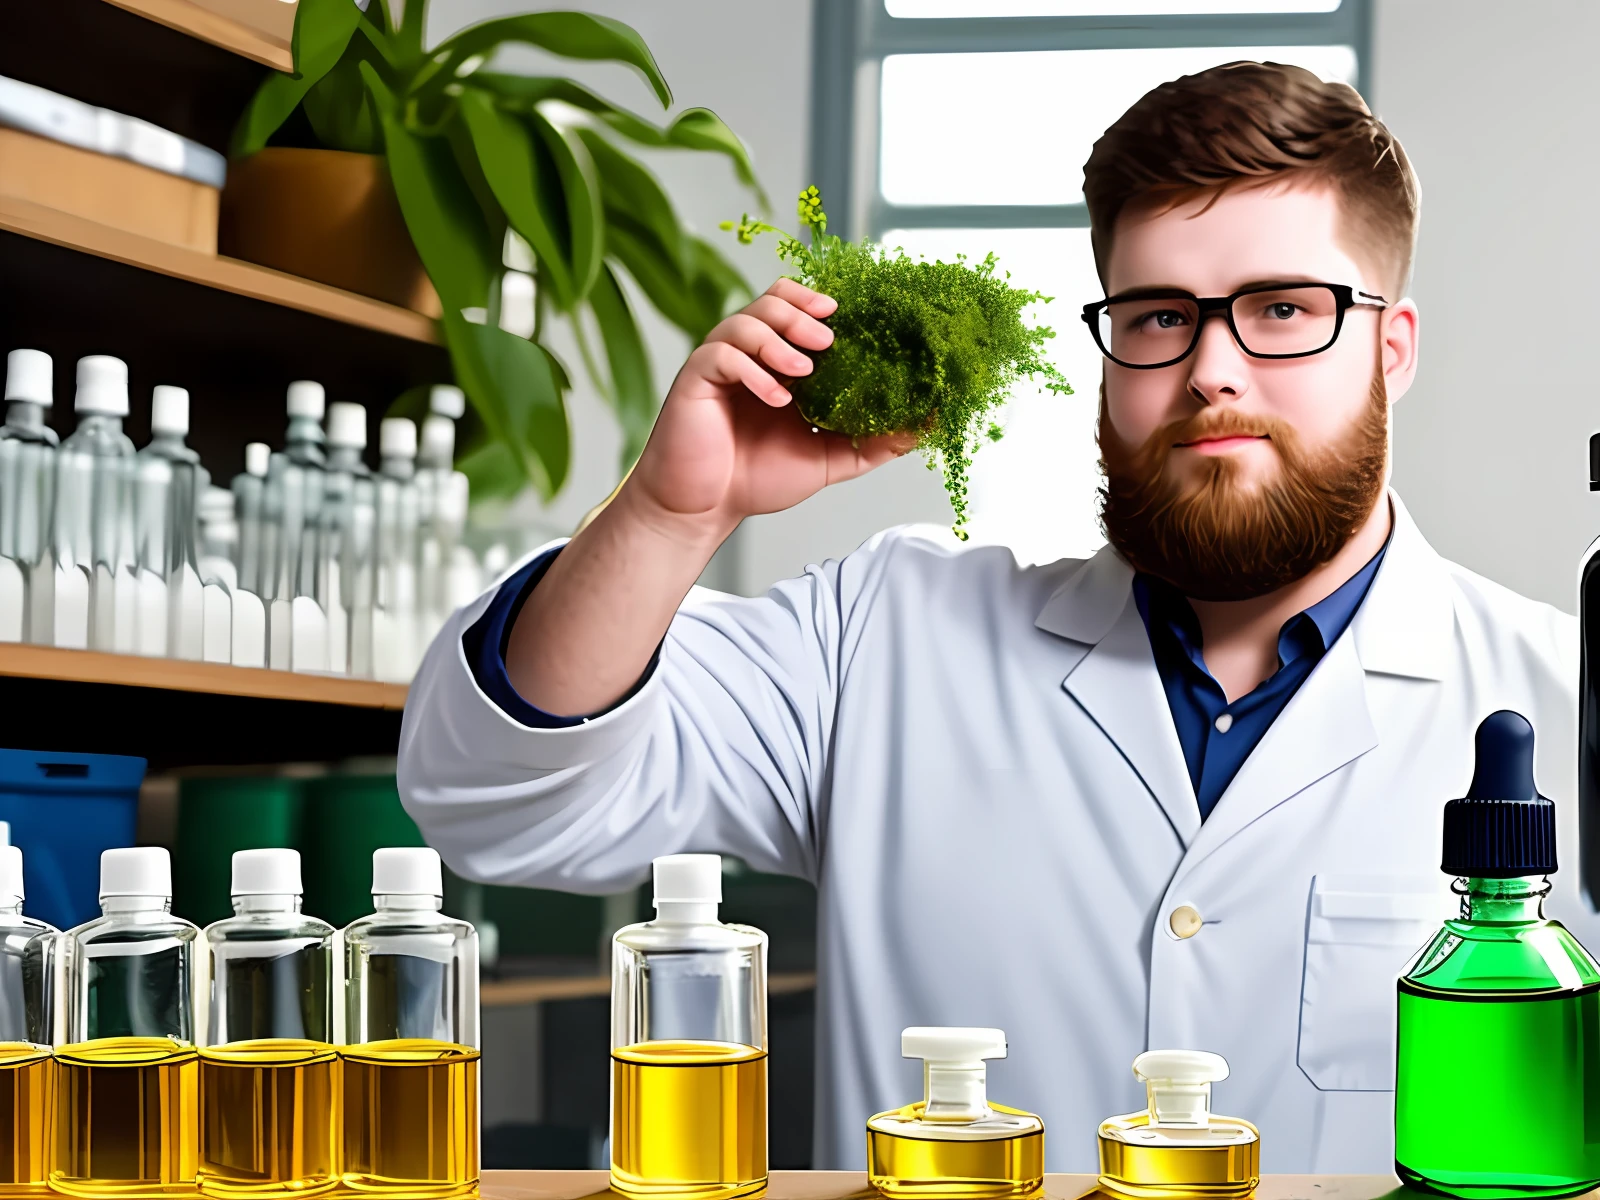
[0,350,58,646]
[318,402,373,677]
[196,486,237,664]
[198,849,337,1198]
[228,444,270,668]
[416,387,468,660]
[373,419,420,683]
[1396,711,1600,1198]
[1096,1051,1258,1199]
[53,356,136,653]
[136,386,215,661]
[868,1029,1043,1200]
[266,382,328,673]
[53,847,200,1198]
[611,854,768,1200]
[342,848,478,1197]
[0,844,59,1196]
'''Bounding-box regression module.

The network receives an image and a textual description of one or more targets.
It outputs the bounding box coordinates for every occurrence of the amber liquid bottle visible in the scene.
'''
[0,844,58,1196]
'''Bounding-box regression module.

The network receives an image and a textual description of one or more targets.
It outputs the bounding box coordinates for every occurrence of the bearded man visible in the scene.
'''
[400,62,1591,1173]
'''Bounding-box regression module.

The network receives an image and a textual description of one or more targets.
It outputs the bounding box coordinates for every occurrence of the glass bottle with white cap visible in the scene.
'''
[195,487,238,664]
[0,349,59,646]
[228,444,270,669]
[416,387,470,661]
[198,849,337,1198]
[610,853,768,1200]
[373,418,420,682]
[54,847,200,1196]
[317,401,374,676]
[52,355,136,653]
[266,382,329,673]
[342,847,478,1197]
[0,843,59,1196]
[134,385,213,660]
[1096,1050,1259,1199]
[866,1027,1044,1199]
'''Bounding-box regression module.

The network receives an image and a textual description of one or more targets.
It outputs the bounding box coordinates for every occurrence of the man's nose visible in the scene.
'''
[1185,312,1251,406]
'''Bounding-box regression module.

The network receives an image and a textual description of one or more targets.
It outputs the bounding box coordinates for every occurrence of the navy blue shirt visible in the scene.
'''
[467,542,1388,809]
[1132,542,1387,820]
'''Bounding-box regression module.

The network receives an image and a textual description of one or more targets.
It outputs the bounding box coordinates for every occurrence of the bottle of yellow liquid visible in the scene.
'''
[198,849,337,1197]
[0,844,59,1196]
[867,1028,1043,1199]
[342,848,478,1198]
[1097,1050,1259,1199]
[610,854,767,1200]
[53,847,200,1198]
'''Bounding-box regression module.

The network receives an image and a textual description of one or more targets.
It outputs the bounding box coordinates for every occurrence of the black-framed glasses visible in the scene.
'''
[1082,283,1389,370]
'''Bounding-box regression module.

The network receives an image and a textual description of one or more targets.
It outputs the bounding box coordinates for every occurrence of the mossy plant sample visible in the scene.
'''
[725,187,1072,537]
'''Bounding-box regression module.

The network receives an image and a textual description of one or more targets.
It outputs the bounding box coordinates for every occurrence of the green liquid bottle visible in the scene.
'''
[1395,711,1600,1199]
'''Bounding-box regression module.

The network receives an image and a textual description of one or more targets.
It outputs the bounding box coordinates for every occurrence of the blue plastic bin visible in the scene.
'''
[0,749,146,931]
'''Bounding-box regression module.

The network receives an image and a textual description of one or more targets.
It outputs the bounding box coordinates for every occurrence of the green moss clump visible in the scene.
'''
[724,187,1072,538]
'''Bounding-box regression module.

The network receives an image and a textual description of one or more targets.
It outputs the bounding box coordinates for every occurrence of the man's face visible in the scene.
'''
[1097,181,1420,599]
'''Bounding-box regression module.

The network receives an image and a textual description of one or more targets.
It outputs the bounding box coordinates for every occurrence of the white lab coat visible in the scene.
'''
[399,490,1598,1173]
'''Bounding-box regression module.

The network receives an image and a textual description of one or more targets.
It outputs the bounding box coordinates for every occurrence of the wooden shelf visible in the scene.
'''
[481,971,818,1009]
[0,197,440,347]
[0,645,407,709]
[101,0,296,72]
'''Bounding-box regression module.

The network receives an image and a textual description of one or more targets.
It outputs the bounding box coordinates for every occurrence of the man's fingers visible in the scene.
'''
[690,341,791,407]
[707,313,815,378]
[765,276,837,319]
[739,294,834,352]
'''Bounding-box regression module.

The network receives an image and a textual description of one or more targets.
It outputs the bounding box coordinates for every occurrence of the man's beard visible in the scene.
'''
[1097,371,1389,602]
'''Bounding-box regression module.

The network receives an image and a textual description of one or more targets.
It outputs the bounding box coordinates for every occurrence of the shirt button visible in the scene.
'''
[1214,712,1234,733]
[1169,905,1203,939]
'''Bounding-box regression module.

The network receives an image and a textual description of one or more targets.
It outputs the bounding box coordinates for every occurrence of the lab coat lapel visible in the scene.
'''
[1038,548,1203,848]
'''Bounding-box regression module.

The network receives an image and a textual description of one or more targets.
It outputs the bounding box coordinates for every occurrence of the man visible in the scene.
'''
[400,63,1590,1171]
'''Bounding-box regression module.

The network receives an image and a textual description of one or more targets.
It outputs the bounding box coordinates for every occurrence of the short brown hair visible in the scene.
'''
[1083,61,1419,296]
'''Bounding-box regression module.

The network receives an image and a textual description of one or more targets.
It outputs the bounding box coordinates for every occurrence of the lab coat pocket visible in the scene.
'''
[1297,873,1449,1092]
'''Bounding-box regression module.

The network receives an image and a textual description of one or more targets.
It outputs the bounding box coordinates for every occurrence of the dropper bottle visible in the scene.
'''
[0,350,58,645]
[867,1028,1044,1199]
[1097,1050,1259,1198]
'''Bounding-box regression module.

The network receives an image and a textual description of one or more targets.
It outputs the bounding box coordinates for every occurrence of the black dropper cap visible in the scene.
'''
[1442,711,1558,877]
[1590,432,1600,491]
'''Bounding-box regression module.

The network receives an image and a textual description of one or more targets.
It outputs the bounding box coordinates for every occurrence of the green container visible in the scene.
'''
[300,774,423,928]
[173,776,304,926]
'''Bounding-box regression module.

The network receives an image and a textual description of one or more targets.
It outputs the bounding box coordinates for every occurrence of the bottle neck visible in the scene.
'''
[327,446,367,473]
[231,894,301,915]
[147,430,189,455]
[653,901,719,925]
[285,418,326,465]
[1460,875,1549,922]
[380,456,415,481]
[101,895,171,915]
[922,1062,991,1123]
[75,413,124,437]
[374,894,442,912]
[3,401,47,434]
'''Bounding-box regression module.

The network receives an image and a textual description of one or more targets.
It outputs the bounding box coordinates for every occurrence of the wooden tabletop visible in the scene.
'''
[478,1172,1410,1200]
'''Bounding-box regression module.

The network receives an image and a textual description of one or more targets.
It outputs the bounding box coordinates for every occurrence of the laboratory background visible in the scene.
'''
[0,0,1591,1181]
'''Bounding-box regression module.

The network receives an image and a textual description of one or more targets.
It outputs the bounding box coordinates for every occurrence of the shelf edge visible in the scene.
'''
[99,0,296,71]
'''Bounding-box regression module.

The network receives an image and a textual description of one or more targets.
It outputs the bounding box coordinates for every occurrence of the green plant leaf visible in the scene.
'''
[454,439,525,503]
[457,90,577,310]
[229,0,365,157]
[577,128,682,268]
[426,13,671,108]
[589,264,655,467]
[531,112,603,302]
[302,60,382,154]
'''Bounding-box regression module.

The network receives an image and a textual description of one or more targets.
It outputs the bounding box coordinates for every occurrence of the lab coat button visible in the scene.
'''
[1169,905,1203,939]
[1215,713,1233,733]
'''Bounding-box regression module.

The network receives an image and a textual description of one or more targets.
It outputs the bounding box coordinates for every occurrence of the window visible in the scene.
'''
[810,1,1370,565]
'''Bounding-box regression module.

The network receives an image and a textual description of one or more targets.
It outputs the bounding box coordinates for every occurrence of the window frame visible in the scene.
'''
[808,0,1373,241]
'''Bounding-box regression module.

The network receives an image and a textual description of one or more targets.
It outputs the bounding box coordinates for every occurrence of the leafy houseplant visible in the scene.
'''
[727,188,1072,538]
[232,0,765,501]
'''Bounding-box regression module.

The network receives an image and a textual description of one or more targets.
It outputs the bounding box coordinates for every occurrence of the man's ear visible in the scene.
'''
[1380,298,1420,405]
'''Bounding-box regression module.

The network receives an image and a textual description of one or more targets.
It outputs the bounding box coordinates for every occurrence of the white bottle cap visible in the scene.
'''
[902,1027,1005,1123]
[0,846,22,903]
[245,442,270,477]
[371,846,442,897]
[199,486,235,522]
[231,847,302,896]
[75,355,129,417]
[100,846,171,899]
[150,385,189,435]
[379,417,417,459]
[429,385,466,419]
[653,854,722,905]
[5,349,52,407]
[327,401,368,450]
[1133,1049,1229,1128]
[421,415,455,463]
[286,380,326,419]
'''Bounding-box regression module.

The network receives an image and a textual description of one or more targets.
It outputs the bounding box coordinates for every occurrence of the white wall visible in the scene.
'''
[1374,0,1598,613]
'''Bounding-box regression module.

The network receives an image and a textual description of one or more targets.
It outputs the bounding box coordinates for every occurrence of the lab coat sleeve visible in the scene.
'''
[397,532,886,894]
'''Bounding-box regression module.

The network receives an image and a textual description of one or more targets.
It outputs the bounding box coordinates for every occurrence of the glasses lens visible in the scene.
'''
[1098,297,1200,366]
[1231,285,1340,356]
